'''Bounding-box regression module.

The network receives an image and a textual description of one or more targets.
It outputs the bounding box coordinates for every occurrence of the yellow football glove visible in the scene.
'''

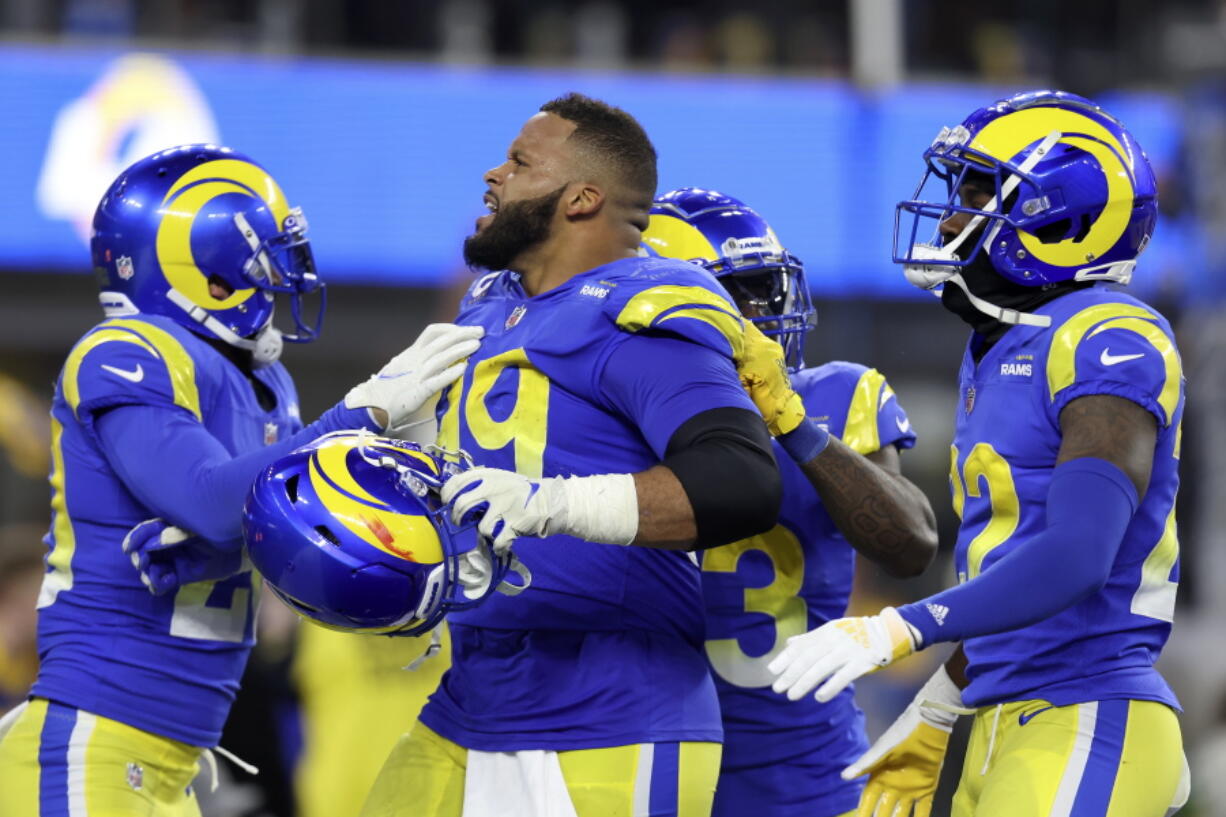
[841,665,974,817]
[736,321,806,436]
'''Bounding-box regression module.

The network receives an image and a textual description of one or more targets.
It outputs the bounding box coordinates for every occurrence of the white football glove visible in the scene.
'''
[842,665,973,817]
[440,467,638,554]
[768,607,919,702]
[345,323,483,432]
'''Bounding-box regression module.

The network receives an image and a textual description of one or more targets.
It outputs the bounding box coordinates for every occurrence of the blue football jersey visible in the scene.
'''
[34,314,301,747]
[702,362,916,817]
[949,286,1182,709]
[420,256,758,751]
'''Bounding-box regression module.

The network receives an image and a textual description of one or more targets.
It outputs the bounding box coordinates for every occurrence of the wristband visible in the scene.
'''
[555,473,639,546]
[777,417,831,463]
[316,401,383,434]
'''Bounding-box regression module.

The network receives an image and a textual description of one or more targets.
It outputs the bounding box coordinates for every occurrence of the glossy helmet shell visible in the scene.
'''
[895,90,1158,286]
[91,144,323,343]
[643,187,815,371]
[243,432,499,635]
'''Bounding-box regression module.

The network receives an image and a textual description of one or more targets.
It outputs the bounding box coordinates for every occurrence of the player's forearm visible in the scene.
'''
[945,643,970,689]
[798,437,937,577]
[631,465,698,549]
[97,402,374,542]
[654,407,782,550]
[897,458,1136,647]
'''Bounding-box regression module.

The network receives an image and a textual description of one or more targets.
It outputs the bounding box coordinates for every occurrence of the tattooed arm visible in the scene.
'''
[797,438,937,578]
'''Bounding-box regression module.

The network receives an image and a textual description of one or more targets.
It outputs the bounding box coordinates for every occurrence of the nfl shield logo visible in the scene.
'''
[116,255,135,280]
[126,762,143,790]
[264,422,279,445]
[964,386,976,414]
[505,305,527,330]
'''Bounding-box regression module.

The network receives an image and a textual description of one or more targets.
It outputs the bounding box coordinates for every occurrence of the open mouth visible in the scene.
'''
[483,193,499,215]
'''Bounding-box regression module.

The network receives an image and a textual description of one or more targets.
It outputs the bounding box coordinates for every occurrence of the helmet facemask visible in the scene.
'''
[713,256,815,372]
[893,93,1158,330]
[894,126,1067,328]
[232,206,325,345]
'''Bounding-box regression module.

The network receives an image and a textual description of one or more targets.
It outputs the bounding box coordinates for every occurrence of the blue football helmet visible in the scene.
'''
[895,90,1158,320]
[91,144,325,366]
[643,188,816,371]
[243,432,522,635]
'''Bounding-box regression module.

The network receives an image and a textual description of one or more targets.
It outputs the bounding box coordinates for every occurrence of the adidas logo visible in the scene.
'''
[926,603,949,626]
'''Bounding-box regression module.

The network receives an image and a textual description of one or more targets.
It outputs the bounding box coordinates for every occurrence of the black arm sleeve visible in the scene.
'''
[662,406,782,549]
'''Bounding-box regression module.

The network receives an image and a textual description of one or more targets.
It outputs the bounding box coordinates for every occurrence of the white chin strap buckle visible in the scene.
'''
[251,327,283,368]
[903,243,958,291]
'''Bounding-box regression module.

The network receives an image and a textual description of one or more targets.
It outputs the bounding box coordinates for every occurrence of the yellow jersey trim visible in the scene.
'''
[842,368,886,455]
[36,417,76,608]
[1046,303,1179,425]
[616,285,745,360]
[100,319,203,421]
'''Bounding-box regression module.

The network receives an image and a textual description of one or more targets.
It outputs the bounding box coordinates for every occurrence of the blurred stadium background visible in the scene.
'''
[1,1,1225,815]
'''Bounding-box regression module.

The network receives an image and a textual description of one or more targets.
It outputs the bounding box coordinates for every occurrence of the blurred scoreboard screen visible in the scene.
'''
[0,44,1184,298]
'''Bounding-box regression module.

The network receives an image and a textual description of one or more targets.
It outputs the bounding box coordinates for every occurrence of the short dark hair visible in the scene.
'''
[540,93,657,204]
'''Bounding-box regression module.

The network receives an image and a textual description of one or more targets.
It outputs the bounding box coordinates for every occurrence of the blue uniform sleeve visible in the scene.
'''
[95,401,376,543]
[63,321,204,429]
[874,377,918,451]
[798,362,917,455]
[605,274,746,362]
[1047,306,1182,429]
[598,333,757,459]
[897,457,1137,646]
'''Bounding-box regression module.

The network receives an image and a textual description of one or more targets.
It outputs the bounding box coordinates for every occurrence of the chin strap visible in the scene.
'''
[942,272,1053,328]
[165,288,283,367]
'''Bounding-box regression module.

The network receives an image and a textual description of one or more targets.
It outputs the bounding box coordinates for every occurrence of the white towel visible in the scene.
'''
[461,748,580,817]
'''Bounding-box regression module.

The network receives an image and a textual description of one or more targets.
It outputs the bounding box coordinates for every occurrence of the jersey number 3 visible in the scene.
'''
[702,526,807,688]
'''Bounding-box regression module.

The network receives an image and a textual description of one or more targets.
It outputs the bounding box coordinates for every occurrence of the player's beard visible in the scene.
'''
[463,185,568,272]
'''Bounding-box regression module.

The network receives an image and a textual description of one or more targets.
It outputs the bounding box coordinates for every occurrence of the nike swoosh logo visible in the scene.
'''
[1100,348,1144,367]
[895,415,912,434]
[1018,704,1055,726]
[101,363,144,383]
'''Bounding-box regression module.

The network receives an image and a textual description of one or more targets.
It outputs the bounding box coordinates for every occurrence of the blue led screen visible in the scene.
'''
[0,44,1185,298]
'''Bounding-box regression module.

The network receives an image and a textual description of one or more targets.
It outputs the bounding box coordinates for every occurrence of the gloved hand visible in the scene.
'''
[122,519,244,596]
[441,467,637,554]
[842,665,973,817]
[736,321,806,436]
[768,607,919,702]
[345,324,483,432]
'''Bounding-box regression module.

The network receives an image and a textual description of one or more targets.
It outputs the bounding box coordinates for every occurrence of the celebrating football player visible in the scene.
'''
[765,91,1190,817]
[643,188,938,817]
[0,145,480,816]
[360,94,783,817]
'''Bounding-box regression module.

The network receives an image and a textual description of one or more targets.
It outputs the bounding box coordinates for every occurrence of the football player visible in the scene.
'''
[0,145,480,816]
[360,94,783,817]
[764,91,1190,817]
[642,188,938,817]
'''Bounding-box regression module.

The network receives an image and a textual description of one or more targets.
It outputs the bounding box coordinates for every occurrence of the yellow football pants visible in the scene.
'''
[360,720,722,817]
[952,698,1184,817]
[0,698,203,817]
[294,624,452,817]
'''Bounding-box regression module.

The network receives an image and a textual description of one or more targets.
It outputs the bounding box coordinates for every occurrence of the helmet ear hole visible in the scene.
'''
[1033,218,1071,244]
[314,525,341,547]
[1073,213,1093,242]
[284,474,300,503]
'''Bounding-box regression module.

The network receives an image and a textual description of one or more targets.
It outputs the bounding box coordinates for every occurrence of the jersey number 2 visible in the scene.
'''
[171,572,252,643]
